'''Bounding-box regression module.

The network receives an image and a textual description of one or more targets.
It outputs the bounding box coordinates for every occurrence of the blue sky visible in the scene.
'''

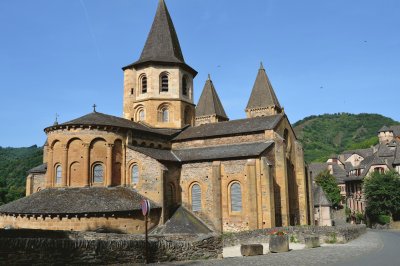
[0,0,399,147]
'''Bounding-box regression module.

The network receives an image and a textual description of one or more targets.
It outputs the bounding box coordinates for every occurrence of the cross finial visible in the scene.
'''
[92,104,97,112]
[53,113,59,126]
[260,61,264,70]
[208,74,211,80]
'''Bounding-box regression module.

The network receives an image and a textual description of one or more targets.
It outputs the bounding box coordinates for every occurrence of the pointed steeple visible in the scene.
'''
[245,63,282,117]
[195,75,228,126]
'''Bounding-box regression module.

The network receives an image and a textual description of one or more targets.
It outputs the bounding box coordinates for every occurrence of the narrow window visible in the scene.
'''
[139,110,145,121]
[93,164,104,183]
[191,184,201,211]
[162,108,169,122]
[141,76,147,93]
[160,74,168,92]
[167,183,175,207]
[230,182,242,212]
[182,76,188,96]
[55,165,62,185]
[131,88,134,95]
[131,165,139,184]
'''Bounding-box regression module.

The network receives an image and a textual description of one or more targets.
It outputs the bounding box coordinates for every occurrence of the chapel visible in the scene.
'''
[0,0,313,233]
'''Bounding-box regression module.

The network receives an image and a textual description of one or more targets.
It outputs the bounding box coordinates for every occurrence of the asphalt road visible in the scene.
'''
[160,230,400,266]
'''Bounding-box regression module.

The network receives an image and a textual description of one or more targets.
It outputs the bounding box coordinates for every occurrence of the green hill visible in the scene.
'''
[0,145,43,205]
[293,113,399,163]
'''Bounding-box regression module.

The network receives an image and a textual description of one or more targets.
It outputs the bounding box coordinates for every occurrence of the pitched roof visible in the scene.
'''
[123,0,196,75]
[45,112,181,137]
[128,145,179,162]
[0,187,160,215]
[342,148,374,159]
[313,186,332,207]
[308,163,328,178]
[246,63,281,110]
[173,141,274,162]
[389,125,400,137]
[394,145,400,165]
[378,125,390,132]
[174,114,283,141]
[28,163,47,174]
[195,77,228,120]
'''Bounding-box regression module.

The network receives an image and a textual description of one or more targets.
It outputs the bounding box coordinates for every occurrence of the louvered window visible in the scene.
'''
[141,76,147,93]
[230,182,242,212]
[161,75,168,92]
[182,76,188,96]
[55,165,62,184]
[93,164,104,183]
[132,165,139,184]
[191,184,201,212]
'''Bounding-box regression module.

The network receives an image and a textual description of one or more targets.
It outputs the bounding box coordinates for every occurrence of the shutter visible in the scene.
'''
[231,183,242,212]
[191,184,201,212]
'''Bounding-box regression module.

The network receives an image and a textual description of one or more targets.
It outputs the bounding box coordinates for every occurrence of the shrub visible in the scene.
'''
[377,215,391,225]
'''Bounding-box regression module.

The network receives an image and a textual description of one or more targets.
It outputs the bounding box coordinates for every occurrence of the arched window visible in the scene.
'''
[55,165,62,185]
[93,164,104,183]
[160,74,169,92]
[139,110,145,121]
[230,182,242,212]
[141,75,147,94]
[191,184,201,212]
[182,76,188,96]
[162,107,169,122]
[131,165,139,184]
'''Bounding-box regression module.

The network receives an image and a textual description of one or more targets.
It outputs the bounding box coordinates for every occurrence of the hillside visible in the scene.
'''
[294,113,399,163]
[0,145,43,205]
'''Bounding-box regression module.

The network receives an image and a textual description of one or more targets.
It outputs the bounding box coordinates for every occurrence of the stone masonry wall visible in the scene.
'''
[0,229,221,264]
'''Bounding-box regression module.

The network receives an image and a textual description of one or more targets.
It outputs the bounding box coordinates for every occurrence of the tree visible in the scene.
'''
[364,170,400,222]
[315,170,342,207]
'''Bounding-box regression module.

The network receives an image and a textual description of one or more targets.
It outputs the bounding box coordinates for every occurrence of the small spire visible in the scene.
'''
[53,113,59,126]
[92,104,97,113]
[260,61,264,70]
[208,74,211,80]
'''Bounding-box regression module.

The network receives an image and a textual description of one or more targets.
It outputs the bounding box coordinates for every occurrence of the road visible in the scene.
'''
[162,230,400,266]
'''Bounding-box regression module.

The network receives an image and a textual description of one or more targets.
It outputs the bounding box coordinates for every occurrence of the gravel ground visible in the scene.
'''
[155,230,382,266]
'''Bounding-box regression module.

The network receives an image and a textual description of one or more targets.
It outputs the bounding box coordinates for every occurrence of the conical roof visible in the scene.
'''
[196,76,228,119]
[246,63,281,110]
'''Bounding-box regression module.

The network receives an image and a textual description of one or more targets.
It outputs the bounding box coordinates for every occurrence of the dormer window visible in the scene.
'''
[160,73,169,92]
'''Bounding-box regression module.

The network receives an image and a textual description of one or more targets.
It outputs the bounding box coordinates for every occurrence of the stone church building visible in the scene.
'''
[0,0,313,233]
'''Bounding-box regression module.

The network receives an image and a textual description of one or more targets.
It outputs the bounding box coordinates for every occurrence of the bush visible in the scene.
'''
[355,212,364,224]
[377,215,391,225]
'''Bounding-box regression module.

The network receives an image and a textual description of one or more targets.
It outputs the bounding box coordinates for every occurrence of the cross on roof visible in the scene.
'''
[93,104,97,112]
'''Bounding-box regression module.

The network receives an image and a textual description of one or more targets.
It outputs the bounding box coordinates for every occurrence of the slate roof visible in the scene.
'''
[0,187,160,215]
[173,141,274,162]
[389,125,400,137]
[378,125,390,132]
[28,163,47,174]
[195,77,228,120]
[246,63,281,111]
[128,145,179,162]
[308,163,328,178]
[46,112,181,137]
[313,186,332,207]
[150,206,211,235]
[123,0,196,75]
[377,144,396,157]
[394,146,400,165]
[342,148,374,159]
[174,114,283,141]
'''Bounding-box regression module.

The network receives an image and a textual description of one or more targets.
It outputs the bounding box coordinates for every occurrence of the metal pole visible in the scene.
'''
[145,214,148,264]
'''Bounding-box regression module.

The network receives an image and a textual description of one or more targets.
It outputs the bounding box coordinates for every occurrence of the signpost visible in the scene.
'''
[141,199,150,264]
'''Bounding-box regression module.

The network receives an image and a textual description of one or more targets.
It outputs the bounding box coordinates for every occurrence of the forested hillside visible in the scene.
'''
[293,113,399,163]
[0,145,43,205]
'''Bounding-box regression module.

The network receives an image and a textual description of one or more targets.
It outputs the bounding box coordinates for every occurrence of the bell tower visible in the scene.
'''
[122,0,197,128]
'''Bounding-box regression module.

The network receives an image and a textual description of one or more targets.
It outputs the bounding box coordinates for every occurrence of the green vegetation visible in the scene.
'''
[326,232,337,244]
[364,171,400,224]
[315,170,341,208]
[294,113,398,162]
[0,145,43,205]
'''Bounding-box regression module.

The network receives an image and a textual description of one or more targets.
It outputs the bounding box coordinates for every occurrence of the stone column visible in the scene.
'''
[212,161,223,232]
[246,159,258,229]
[106,144,114,187]
[121,144,126,187]
[45,147,53,188]
[274,134,290,226]
[160,169,166,224]
[294,141,308,225]
[26,174,33,196]
[61,144,68,187]
[261,157,275,228]
[82,143,90,187]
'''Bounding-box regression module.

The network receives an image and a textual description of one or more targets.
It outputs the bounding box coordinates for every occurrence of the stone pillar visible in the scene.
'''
[274,134,290,226]
[211,161,223,232]
[294,141,308,225]
[261,157,275,228]
[45,147,53,188]
[160,169,166,224]
[26,174,33,196]
[121,144,126,187]
[246,159,258,229]
[61,144,68,187]
[82,143,90,187]
[106,144,114,187]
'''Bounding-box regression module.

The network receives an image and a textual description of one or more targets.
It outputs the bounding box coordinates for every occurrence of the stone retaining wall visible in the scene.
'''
[223,225,366,247]
[0,229,221,264]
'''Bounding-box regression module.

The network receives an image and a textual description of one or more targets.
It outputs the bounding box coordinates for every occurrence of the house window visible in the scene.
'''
[162,108,169,122]
[55,165,62,185]
[230,182,242,212]
[131,165,139,184]
[182,76,188,96]
[138,109,145,121]
[93,164,104,183]
[141,75,147,94]
[160,74,168,92]
[191,184,201,212]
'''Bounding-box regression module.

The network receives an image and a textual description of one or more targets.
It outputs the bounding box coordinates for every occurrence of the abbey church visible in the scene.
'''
[0,0,313,233]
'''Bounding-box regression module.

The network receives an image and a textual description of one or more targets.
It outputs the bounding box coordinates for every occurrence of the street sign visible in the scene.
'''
[141,199,151,216]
